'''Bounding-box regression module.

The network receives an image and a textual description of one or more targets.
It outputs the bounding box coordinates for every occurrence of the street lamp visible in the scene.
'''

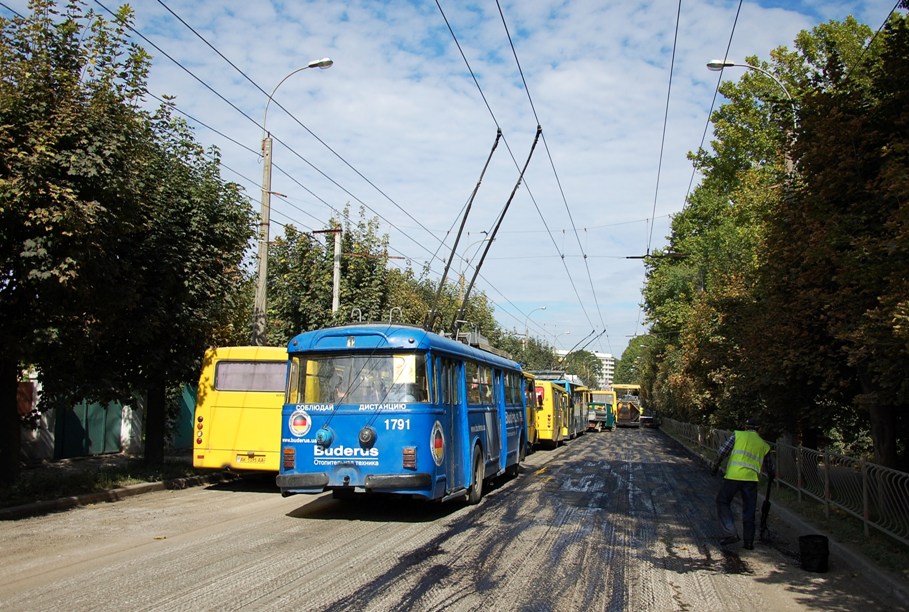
[706,59,792,103]
[524,306,546,350]
[252,57,333,345]
[549,330,571,349]
[706,58,795,173]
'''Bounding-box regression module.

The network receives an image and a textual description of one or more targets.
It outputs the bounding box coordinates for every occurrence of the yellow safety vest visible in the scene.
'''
[725,430,770,482]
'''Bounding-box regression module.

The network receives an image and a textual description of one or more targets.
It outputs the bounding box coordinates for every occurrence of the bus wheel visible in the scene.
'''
[467,446,484,505]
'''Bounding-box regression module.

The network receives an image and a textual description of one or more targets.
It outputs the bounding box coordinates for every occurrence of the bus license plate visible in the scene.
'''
[236,455,266,464]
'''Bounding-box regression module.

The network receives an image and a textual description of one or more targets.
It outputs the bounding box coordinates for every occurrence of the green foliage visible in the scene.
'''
[496,335,559,371]
[640,12,909,468]
[0,1,255,476]
[266,204,505,346]
[561,350,602,388]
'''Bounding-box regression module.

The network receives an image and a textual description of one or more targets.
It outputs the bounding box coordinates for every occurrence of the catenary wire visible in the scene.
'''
[494,0,611,353]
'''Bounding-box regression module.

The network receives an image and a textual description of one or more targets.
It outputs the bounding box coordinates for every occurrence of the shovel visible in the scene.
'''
[759,474,774,540]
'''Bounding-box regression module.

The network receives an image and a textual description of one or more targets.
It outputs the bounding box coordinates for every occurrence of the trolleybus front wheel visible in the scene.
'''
[467,446,484,505]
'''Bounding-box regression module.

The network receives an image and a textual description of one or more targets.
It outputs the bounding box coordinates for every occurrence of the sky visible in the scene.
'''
[3,0,900,357]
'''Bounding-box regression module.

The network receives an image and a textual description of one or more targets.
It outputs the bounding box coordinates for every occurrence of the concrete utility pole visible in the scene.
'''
[314,228,342,313]
[252,57,333,345]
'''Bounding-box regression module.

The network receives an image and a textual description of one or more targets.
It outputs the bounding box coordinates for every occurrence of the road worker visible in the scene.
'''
[711,418,774,550]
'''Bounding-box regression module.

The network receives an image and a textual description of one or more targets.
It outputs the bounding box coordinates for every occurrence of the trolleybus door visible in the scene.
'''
[485,369,502,469]
[436,357,462,493]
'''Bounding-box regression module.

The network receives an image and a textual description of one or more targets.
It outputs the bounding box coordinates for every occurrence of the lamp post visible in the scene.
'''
[706,58,795,173]
[252,58,333,345]
[546,329,571,347]
[524,306,546,351]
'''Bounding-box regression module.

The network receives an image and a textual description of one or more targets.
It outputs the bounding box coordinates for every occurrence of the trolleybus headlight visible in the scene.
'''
[358,426,377,447]
[315,426,334,447]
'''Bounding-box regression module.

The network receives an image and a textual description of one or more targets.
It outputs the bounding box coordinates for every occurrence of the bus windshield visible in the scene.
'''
[287,353,429,405]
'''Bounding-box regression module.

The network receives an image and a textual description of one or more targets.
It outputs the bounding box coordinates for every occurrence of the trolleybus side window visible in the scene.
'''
[466,361,480,404]
[479,364,493,404]
[434,357,460,405]
[449,360,460,404]
[466,362,494,405]
[506,372,521,406]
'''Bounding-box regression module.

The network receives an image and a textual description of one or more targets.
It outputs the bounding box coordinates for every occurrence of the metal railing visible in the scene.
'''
[661,418,909,548]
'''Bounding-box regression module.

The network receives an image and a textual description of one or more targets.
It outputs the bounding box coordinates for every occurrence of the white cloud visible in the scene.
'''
[2,0,897,357]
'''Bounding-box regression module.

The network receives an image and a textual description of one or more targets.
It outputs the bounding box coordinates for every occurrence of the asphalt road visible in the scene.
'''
[0,428,892,611]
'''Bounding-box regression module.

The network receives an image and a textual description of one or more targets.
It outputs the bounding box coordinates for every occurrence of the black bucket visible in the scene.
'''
[799,534,829,573]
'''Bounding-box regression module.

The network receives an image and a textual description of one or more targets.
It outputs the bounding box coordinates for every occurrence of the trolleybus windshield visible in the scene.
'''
[287,353,430,405]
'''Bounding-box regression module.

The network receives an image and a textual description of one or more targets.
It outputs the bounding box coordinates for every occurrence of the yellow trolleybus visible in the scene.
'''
[534,380,569,448]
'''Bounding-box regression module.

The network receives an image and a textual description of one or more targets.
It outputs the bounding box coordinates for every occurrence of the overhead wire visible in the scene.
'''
[842,1,904,83]
[99,0,480,298]
[5,2,744,354]
[680,0,744,215]
[434,0,597,339]
[150,0,615,348]
[644,0,682,259]
[153,0,445,251]
[494,0,609,353]
[107,2,522,314]
[633,0,705,339]
[0,0,561,347]
[122,1,622,346]
[148,0,551,334]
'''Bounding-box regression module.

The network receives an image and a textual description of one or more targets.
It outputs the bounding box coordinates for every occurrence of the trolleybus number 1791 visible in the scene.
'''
[384,418,411,430]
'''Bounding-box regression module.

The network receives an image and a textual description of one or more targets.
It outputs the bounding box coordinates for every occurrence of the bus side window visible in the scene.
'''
[449,359,460,405]
[466,361,480,405]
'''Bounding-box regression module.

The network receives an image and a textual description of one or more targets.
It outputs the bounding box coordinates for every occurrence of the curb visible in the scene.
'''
[764,496,909,610]
[0,472,239,521]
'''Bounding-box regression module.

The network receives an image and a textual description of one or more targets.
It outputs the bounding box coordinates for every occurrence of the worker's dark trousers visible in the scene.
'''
[716,478,758,542]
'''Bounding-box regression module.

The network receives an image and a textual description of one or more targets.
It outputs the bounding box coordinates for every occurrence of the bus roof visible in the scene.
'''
[287,324,521,370]
[204,346,287,361]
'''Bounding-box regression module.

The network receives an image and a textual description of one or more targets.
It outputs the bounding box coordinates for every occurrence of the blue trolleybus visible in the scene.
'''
[276,324,526,504]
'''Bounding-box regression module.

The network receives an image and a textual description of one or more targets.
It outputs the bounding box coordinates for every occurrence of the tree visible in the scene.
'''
[496,334,559,371]
[0,2,255,479]
[641,11,909,467]
[267,224,336,343]
[561,350,602,388]
[756,10,909,467]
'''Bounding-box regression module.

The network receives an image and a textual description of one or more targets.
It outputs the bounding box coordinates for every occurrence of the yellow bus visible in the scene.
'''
[523,371,539,449]
[193,346,288,472]
[613,383,642,428]
[534,380,569,448]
